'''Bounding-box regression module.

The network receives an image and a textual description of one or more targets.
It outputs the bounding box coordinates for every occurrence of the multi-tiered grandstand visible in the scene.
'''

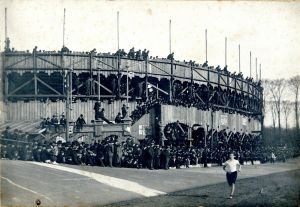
[0,42,263,146]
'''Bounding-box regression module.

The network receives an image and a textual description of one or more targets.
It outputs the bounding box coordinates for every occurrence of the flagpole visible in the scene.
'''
[169,19,172,54]
[250,51,252,78]
[259,63,261,80]
[225,37,227,66]
[117,11,120,51]
[205,29,208,62]
[255,57,258,81]
[5,8,7,40]
[63,8,66,47]
[239,44,241,73]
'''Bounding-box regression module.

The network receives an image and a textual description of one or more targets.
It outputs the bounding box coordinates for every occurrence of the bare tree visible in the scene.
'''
[262,80,271,117]
[281,100,293,135]
[268,79,286,136]
[289,75,300,136]
[268,100,277,130]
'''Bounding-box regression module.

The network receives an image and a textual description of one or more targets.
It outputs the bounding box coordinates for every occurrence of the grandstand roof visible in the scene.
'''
[0,121,42,134]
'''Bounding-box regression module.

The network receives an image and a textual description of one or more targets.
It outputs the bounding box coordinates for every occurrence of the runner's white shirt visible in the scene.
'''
[224,159,240,173]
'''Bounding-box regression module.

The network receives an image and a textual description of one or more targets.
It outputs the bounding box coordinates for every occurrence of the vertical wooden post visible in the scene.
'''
[117,56,121,98]
[89,52,93,95]
[61,52,69,142]
[33,50,37,97]
[247,79,250,112]
[190,65,193,98]
[145,58,148,100]
[211,111,214,149]
[98,69,100,101]
[4,51,8,101]
[126,66,129,106]
[169,59,174,102]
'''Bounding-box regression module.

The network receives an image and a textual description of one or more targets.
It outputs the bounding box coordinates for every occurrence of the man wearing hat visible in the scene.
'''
[153,145,161,170]
[105,142,114,167]
[60,115,67,131]
[51,115,59,132]
[161,146,170,170]
[145,143,154,170]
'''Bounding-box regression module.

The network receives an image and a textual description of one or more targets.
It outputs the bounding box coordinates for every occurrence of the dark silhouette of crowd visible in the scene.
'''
[1,126,297,169]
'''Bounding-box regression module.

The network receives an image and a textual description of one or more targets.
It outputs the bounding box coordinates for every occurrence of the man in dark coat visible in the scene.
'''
[96,143,105,167]
[51,115,59,132]
[202,148,208,167]
[33,144,42,162]
[94,101,101,120]
[105,143,114,167]
[121,104,128,119]
[153,145,161,169]
[76,114,86,131]
[115,113,123,124]
[99,109,113,124]
[60,115,67,130]
[161,146,170,170]
[145,144,154,170]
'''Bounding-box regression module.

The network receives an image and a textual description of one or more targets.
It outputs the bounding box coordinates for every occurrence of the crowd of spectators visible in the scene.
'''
[40,114,67,132]
[6,43,262,125]
[1,125,298,169]
[129,80,261,125]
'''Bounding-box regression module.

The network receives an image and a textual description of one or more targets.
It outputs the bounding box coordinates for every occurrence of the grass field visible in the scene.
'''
[105,170,300,207]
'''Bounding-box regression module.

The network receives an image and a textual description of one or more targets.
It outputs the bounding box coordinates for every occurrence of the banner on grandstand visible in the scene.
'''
[242,118,247,126]
[220,115,228,126]
[69,125,73,134]
[139,125,148,135]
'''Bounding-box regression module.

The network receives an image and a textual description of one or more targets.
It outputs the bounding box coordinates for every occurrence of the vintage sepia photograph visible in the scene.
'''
[0,0,299,206]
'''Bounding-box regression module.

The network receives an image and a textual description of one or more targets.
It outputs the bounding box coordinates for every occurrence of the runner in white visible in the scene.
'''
[223,152,241,199]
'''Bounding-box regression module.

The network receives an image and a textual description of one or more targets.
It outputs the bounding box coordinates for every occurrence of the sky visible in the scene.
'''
[0,0,300,127]
[1,0,300,80]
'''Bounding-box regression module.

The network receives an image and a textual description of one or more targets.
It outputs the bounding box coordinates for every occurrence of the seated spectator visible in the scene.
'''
[60,115,67,130]
[115,113,123,123]
[99,109,113,125]
[167,52,174,60]
[51,115,59,132]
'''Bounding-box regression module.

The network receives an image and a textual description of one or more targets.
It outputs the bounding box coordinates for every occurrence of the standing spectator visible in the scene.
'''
[153,145,161,169]
[121,104,128,118]
[76,114,86,131]
[145,144,154,170]
[202,148,208,167]
[161,146,170,170]
[94,101,101,120]
[271,152,276,164]
[51,115,59,132]
[106,143,114,167]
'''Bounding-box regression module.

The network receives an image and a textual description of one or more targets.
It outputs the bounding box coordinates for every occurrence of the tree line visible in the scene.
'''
[262,75,300,146]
